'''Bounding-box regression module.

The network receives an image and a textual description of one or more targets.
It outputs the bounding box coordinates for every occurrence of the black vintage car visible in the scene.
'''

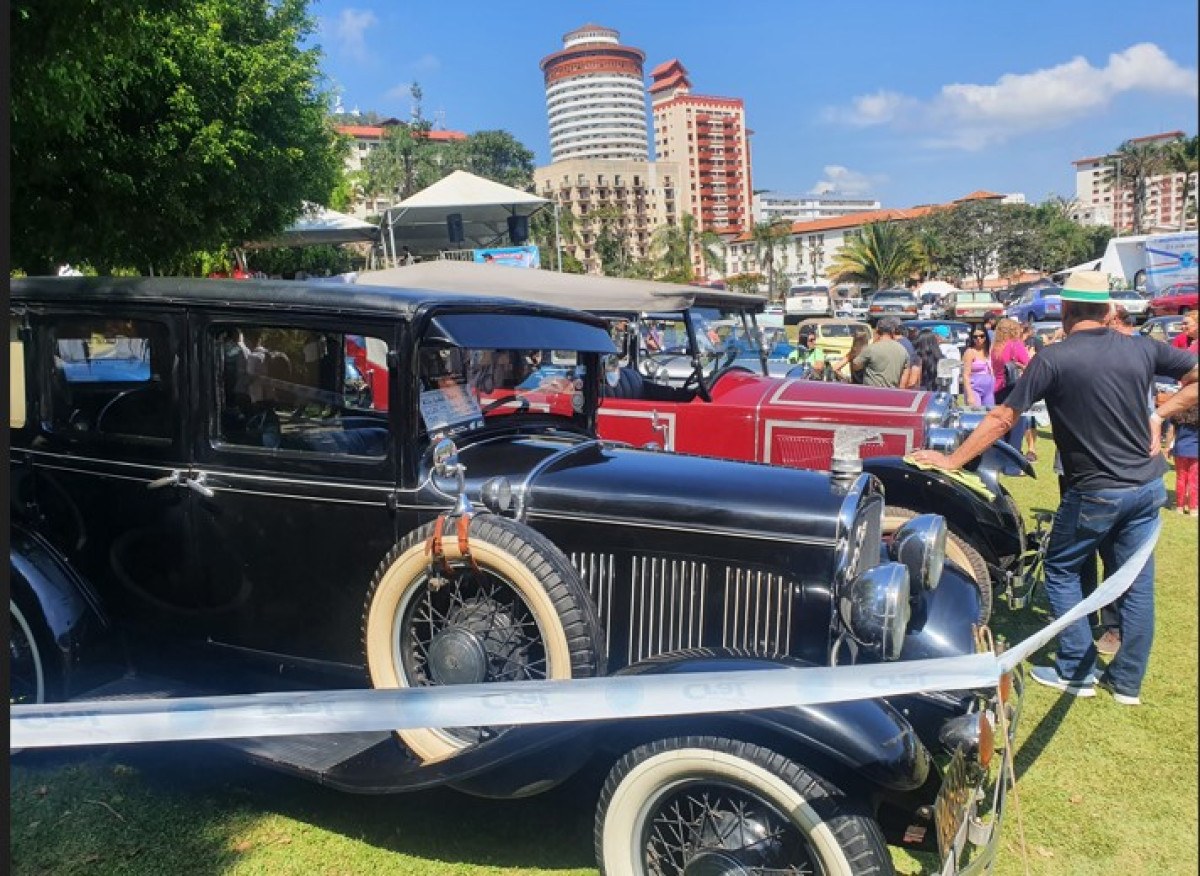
[9,276,1020,875]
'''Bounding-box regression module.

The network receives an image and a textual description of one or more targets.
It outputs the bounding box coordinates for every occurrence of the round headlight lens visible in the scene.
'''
[839,562,911,660]
[890,514,948,592]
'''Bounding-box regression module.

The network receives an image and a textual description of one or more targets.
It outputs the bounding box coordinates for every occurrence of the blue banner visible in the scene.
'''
[473,246,540,269]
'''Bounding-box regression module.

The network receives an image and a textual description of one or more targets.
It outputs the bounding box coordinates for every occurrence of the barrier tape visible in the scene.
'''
[10,521,1159,751]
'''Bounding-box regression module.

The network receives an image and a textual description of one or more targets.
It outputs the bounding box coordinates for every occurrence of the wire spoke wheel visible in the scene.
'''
[643,782,822,875]
[395,563,548,746]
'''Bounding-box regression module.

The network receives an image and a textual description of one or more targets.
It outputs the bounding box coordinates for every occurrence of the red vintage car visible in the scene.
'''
[357,262,1042,616]
[1148,282,1198,316]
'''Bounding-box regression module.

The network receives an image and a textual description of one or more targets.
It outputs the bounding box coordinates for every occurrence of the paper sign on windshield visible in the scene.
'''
[420,384,482,432]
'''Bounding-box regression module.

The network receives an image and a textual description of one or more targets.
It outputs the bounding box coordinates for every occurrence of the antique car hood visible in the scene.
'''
[711,371,933,424]
[452,432,858,546]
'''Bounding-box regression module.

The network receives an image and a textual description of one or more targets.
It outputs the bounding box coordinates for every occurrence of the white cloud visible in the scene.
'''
[385,81,418,102]
[808,165,884,197]
[410,53,441,75]
[324,8,378,64]
[824,43,1198,150]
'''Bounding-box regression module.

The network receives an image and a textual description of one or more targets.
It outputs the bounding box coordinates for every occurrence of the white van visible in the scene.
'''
[784,284,831,325]
[1093,232,1199,293]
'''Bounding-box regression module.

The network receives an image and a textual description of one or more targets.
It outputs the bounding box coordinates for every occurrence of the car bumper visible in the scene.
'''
[936,666,1025,874]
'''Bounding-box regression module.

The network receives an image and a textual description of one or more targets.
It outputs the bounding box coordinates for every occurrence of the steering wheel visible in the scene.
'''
[95,385,159,434]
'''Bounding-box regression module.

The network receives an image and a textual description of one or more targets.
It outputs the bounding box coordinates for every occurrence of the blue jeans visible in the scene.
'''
[1044,479,1166,695]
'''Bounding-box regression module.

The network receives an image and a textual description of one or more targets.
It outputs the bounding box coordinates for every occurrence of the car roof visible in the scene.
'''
[358,261,765,312]
[10,273,607,326]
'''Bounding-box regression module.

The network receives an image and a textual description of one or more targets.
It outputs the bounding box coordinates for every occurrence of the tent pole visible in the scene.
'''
[387,214,398,268]
[554,202,562,272]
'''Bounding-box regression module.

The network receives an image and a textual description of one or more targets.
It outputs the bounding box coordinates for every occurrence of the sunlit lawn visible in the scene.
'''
[11,433,1199,875]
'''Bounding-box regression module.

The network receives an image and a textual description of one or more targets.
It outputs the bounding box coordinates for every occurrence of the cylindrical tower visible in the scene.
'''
[540,24,648,162]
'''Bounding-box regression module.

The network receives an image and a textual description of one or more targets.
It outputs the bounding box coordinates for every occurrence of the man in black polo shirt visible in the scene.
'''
[912,271,1197,705]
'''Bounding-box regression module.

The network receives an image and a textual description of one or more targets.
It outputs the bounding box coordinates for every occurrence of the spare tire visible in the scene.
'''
[362,515,604,762]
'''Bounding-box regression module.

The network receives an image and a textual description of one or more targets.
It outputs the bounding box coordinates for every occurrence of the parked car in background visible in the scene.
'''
[918,292,946,319]
[1148,282,1199,317]
[1139,314,1186,343]
[1005,283,1062,324]
[759,303,785,328]
[1108,288,1150,322]
[948,290,1006,324]
[1031,321,1063,347]
[867,288,920,322]
[12,273,1020,875]
[796,317,871,361]
[903,319,972,354]
[783,283,831,324]
[833,297,869,320]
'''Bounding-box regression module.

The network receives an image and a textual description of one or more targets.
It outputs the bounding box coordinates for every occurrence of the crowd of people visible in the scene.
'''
[911,270,1197,707]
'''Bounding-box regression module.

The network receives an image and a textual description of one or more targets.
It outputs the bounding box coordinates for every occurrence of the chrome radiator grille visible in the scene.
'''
[722,568,793,656]
[627,556,708,663]
[570,552,797,666]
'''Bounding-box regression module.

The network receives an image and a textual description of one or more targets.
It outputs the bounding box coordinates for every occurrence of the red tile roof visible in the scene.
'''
[649,71,689,94]
[952,190,1004,202]
[650,58,687,78]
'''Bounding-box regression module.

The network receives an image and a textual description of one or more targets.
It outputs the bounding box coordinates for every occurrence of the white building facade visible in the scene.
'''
[752,192,881,224]
[539,24,649,163]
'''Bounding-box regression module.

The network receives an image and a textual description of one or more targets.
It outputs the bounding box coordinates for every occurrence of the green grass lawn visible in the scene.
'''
[11,434,1199,875]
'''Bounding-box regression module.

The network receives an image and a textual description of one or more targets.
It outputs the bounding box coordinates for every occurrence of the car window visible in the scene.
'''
[45,316,175,445]
[10,319,26,429]
[210,323,391,459]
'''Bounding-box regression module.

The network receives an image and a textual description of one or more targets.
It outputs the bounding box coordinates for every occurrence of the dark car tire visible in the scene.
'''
[10,598,53,707]
[596,736,894,875]
[884,506,992,624]
[362,515,603,763]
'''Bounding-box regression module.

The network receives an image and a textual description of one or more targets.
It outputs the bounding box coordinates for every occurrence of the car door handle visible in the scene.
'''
[147,470,184,490]
[185,472,215,499]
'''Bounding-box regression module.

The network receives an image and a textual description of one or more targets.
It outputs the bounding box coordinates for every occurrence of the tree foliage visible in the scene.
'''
[1103,139,1166,235]
[751,221,792,300]
[828,221,921,289]
[651,214,724,283]
[11,0,345,274]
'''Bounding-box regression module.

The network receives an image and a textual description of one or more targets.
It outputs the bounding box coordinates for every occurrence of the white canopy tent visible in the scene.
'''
[243,202,379,249]
[378,171,555,266]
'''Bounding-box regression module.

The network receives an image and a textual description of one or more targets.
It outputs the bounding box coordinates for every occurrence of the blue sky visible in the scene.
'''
[309,0,1198,209]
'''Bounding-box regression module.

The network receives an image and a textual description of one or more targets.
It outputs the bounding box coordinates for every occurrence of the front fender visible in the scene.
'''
[865,457,1021,568]
[614,653,931,792]
[971,439,1034,480]
[10,524,121,699]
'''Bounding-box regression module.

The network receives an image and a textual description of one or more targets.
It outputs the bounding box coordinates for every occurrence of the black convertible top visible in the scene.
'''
[10,275,608,328]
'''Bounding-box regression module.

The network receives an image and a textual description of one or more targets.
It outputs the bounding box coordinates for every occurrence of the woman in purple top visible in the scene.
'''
[962,328,995,406]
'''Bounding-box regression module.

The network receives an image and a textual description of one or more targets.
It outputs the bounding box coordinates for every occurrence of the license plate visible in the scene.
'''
[934,748,972,863]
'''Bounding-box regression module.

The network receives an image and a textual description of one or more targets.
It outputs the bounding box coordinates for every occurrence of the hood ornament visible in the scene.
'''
[831,427,882,479]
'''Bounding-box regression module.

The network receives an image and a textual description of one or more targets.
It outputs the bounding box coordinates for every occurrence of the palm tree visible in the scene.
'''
[751,220,791,301]
[651,214,724,282]
[827,221,920,289]
[1103,140,1166,234]
[1163,135,1200,231]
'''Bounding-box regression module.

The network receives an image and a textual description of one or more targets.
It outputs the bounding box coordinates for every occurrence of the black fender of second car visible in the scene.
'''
[9,523,123,699]
[898,564,983,661]
[611,652,932,794]
[865,456,1023,570]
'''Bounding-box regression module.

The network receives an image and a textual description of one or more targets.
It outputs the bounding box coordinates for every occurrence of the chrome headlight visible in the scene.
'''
[953,410,987,433]
[838,562,911,660]
[890,514,947,592]
[925,427,962,454]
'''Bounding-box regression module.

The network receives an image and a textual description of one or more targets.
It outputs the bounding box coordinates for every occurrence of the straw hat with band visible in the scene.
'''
[1059,270,1111,303]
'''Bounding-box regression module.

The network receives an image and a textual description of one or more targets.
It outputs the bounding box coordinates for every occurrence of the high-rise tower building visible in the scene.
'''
[539,24,649,162]
[650,59,752,234]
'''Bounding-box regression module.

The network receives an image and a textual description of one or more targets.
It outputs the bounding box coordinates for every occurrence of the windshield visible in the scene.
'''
[816,323,868,339]
[417,344,588,436]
